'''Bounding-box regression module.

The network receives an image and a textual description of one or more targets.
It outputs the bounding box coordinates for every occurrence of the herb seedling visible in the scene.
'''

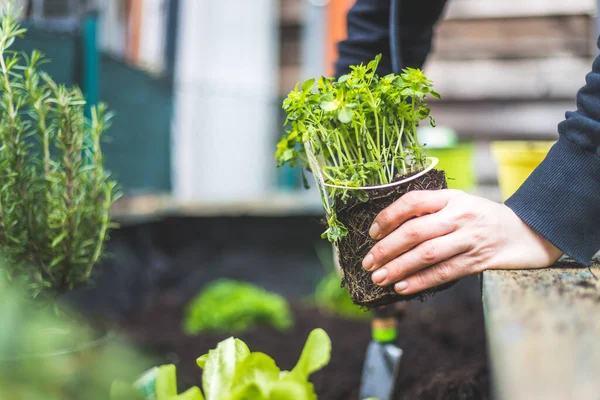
[0,4,119,299]
[276,56,447,306]
[276,55,439,241]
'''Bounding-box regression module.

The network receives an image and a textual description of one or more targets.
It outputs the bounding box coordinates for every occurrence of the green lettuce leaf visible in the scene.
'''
[229,352,280,396]
[269,380,316,400]
[199,337,250,400]
[289,328,331,379]
[227,383,265,400]
[156,365,204,400]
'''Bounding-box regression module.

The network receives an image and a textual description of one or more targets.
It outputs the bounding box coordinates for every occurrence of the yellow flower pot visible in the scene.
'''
[491,141,555,201]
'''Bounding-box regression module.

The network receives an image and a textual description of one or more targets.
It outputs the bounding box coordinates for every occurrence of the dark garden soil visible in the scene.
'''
[336,169,451,307]
[120,295,489,400]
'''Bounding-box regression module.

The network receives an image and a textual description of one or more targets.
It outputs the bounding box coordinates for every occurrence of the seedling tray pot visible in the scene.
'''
[306,142,451,307]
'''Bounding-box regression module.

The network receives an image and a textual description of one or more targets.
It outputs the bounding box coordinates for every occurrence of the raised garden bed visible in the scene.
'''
[119,287,489,400]
[483,259,600,400]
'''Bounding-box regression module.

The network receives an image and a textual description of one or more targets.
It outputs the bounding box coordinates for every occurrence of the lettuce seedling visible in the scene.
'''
[112,329,331,400]
[313,245,369,320]
[111,365,203,400]
[198,328,330,400]
[183,280,293,335]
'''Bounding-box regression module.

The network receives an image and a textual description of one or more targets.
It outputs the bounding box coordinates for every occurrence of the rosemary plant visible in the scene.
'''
[0,5,119,298]
[276,55,439,241]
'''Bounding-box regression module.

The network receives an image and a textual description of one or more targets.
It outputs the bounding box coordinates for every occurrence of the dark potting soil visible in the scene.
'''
[336,169,450,307]
[120,296,489,400]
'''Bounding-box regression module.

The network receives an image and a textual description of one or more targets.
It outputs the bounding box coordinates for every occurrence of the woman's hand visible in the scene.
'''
[362,189,563,295]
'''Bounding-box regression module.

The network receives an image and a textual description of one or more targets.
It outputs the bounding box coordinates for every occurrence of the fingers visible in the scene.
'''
[363,210,456,272]
[370,189,457,240]
[391,254,480,296]
[370,232,470,287]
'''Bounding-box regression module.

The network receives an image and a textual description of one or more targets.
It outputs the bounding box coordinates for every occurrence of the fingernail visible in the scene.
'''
[372,268,387,285]
[362,253,374,271]
[395,281,408,293]
[369,222,380,239]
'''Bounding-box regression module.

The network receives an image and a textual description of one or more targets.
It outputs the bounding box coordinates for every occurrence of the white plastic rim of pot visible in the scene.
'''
[323,157,439,190]
[304,141,439,213]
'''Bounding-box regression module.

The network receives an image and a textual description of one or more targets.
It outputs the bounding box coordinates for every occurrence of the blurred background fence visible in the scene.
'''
[8,0,596,213]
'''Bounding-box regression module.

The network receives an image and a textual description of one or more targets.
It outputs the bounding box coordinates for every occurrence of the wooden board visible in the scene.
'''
[433,15,594,60]
[424,57,591,101]
[280,0,596,24]
[483,260,600,400]
[428,100,574,138]
[444,0,595,20]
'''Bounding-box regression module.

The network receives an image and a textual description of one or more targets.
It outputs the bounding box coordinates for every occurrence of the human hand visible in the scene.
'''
[361,189,563,295]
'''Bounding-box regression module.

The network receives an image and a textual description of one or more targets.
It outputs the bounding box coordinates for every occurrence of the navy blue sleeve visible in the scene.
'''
[397,0,448,69]
[334,0,448,77]
[506,38,600,265]
[335,0,393,77]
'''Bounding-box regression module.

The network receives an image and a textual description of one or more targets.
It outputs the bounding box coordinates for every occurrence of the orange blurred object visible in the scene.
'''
[326,0,354,76]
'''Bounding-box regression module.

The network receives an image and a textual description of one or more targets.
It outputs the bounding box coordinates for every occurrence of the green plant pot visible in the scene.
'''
[426,143,476,191]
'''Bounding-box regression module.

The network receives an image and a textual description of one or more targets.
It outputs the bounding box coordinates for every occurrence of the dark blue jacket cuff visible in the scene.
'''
[505,138,600,265]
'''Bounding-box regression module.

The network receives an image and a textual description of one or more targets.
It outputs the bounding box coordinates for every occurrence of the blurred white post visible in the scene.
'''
[138,0,167,73]
[301,0,328,80]
[172,0,278,202]
[98,0,127,57]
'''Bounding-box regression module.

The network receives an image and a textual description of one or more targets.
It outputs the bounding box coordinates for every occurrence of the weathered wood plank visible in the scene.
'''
[433,16,594,60]
[444,0,595,20]
[429,101,573,138]
[280,0,596,24]
[483,261,600,400]
[424,57,591,100]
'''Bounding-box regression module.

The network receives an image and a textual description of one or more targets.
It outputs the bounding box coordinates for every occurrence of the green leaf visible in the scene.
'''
[50,231,68,248]
[301,78,315,92]
[269,380,316,400]
[337,107,353,124]
[229,352,280,396]
[429,115,436,127]
[199,337,251,400]
[110,381,145,400]
[227,384,266,400]
[354,190,369,202]
[337,74,350,83]
[321,215,349,243]
[156,365,178,398]
[320,101,338,112]
[185,280,293,335]
[289,329,331,379]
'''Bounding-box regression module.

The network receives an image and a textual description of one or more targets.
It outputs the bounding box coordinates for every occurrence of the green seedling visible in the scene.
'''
[0,3,119,299]
[276,55,439,241]
[114,329,332,400]
[313,245,369,320]
[183,279,293,335]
